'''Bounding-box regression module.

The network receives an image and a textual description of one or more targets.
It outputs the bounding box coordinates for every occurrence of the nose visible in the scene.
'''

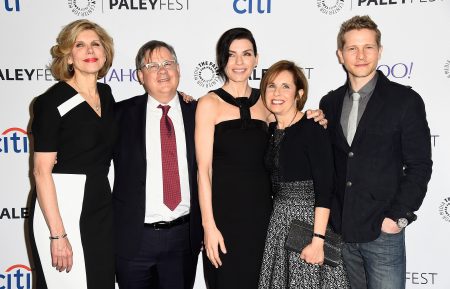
[274,86,281,96]
[87,44,94,54]
[356,48,365,60]
[235,54,243,65]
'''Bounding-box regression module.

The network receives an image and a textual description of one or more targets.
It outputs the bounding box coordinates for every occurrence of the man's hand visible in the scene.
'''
[306,109,327,128]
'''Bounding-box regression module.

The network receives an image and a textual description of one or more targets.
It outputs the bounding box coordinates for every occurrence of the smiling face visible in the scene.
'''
[264,70,303,118]
[337,28,382,85]
[137,46,180,103]
[68,29,106,77]
[224,38,258,83]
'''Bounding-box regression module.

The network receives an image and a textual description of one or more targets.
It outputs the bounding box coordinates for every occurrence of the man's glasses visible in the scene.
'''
[141,59,177,72]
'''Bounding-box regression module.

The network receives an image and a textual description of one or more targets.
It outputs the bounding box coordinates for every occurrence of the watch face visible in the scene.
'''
[397,218,408,228]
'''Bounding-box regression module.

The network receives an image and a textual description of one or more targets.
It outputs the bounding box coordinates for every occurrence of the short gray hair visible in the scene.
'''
[135,40,178,71]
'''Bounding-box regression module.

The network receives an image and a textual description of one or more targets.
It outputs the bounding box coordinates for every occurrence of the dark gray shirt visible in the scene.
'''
[340,73,379,139]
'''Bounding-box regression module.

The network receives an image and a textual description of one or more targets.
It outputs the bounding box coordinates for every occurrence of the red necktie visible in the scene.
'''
[158,105,181,211]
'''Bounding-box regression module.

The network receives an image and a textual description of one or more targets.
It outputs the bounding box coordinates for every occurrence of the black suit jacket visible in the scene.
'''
[112,92,202,259]
[320,71,432,243]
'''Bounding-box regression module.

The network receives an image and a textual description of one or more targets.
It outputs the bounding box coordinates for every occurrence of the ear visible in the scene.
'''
[337,49,344,64]
[297,89,304,99]
[67,55,73,65]
[377,45,383,60]
[137,69,144,85]
[255,53,259,67]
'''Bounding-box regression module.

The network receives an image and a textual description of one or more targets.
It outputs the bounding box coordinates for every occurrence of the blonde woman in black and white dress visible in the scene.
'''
[29,19,116,289]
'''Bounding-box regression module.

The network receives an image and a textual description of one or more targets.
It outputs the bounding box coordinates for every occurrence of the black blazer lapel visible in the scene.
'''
[178,92,196,194]
[333,85,350,152]
[351,72,387,147]
[133,93,148,180]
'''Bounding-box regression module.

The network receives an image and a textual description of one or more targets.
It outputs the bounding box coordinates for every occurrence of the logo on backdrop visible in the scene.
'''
[194,61,220,89]
[0,128,29,154]
[2,0,20,12]
[68,0,96,16]
[444,60,450,78]
[430,134,439,147]
[377,62,413,79]
[316,0,345,15]
[249,67,314,81]
[233,0,272,14]
[108,0,189,11]
[0,207,29,220]
[0,68,56,81]
[100,68,138,83]
[356,0,444,8]
[0,264,32,289]
[439,197,450,223]
[406,272,438,285]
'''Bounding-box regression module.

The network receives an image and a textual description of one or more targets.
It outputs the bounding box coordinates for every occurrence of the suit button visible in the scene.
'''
[348,152,354,158]
[346,181,352,187]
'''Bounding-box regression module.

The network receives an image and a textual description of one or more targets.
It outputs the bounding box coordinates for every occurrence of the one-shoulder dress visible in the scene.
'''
[202,88,273,289]
[29,81,117,289]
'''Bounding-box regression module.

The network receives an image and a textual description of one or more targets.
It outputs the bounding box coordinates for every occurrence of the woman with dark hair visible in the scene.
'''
[258,60,349,288]
[195,27,273,289]
[29,19,116,289]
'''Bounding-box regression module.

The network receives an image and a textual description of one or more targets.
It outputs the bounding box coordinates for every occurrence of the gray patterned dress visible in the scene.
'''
[258,118,349,289]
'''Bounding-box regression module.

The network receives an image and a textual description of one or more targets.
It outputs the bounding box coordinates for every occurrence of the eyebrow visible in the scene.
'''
[228,49,254,53]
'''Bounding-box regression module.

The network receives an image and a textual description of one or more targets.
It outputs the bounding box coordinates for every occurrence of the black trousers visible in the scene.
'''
[116,222,198,289]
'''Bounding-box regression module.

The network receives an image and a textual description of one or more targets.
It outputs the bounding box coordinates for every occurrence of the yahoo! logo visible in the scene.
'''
[0,128,29,154]
[2,0,20,12]
[377,62,413,79]
[100,68,139,83]
[233,0,271,14]
[0,264,31,289]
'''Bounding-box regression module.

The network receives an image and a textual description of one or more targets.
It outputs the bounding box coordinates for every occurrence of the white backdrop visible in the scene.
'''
[1,0,449,288]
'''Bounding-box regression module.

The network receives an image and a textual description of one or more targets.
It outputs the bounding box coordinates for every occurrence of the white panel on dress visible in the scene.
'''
[57,94,85,117]
[33,173,87,289]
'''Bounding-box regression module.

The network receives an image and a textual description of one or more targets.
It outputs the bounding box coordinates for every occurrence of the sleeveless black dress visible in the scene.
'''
[29,81,117,289]
[203,88,273,289]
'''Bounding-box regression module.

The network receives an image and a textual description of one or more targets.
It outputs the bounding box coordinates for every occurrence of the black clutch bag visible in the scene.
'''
[284,219,342,267]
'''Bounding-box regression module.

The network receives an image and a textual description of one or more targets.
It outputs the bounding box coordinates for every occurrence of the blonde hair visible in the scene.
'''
[337,15,381,50]
[50,19,114,81]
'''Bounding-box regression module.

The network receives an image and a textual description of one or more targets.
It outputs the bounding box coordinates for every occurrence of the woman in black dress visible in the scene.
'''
[29,19,116,289]
[195,28,273,289]
[258,60,349,288]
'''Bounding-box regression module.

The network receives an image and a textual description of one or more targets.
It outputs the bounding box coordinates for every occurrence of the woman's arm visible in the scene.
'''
[195,94,227,268]
[34,152,73,272]
[300,207,330,265]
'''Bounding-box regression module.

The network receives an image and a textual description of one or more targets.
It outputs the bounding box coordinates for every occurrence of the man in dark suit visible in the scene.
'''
[113,40,201,289]
[320,16,432,289]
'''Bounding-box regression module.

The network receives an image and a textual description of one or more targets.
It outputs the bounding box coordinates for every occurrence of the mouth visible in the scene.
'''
[271,99,285,105]
[232,68,247,73]
[158,77,170,83]
[83,58,98,63]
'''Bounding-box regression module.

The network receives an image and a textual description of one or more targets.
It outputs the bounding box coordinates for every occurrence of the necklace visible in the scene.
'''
[278,109,298,129]
[72,79,101,112]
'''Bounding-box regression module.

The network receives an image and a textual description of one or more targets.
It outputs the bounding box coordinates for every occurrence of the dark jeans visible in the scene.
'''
[116,222,198,289]
[342,230,406,289]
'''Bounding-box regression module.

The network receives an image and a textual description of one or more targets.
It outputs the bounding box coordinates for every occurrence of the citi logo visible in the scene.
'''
[0,128,29,154]
[0,264,31,289]
[233,0,271,14]
[2,0,20,12]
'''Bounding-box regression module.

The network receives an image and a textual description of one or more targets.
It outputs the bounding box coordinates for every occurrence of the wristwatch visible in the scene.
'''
[396,217,409,229]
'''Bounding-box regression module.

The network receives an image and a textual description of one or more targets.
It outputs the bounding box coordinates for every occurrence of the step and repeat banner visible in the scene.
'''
[1,1,449,288]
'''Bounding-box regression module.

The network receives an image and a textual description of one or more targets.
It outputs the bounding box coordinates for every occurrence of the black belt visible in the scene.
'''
[144,214,190,229]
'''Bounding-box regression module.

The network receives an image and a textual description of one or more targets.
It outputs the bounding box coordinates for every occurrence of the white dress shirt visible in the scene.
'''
[145,94,190,223]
